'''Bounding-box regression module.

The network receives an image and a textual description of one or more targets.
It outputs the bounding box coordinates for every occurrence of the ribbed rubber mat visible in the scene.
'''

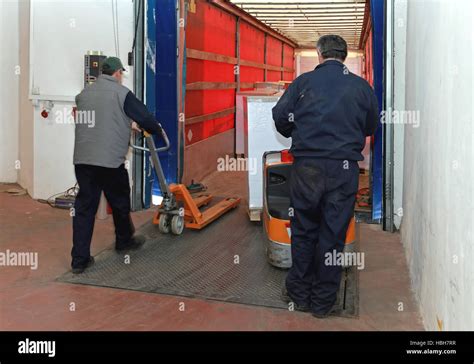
[58,207,358,317]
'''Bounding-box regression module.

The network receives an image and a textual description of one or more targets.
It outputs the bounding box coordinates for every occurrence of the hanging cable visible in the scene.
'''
[111,0,119,57]
[37,184,79,208]
[128,0,143,66]
[131,0,142,52]
[115,0,120,56]
[111,0,117,56]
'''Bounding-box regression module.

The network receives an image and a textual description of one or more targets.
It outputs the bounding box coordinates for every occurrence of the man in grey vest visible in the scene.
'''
[72,56,162,274]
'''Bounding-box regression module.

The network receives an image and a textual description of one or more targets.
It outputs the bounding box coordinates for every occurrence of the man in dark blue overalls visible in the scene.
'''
[272,35,379,318]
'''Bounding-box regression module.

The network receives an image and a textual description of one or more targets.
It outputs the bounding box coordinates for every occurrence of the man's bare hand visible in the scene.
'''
[131,121,142,132]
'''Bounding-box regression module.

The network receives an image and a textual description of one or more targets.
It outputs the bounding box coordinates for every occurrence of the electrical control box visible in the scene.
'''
[84,52,107,87]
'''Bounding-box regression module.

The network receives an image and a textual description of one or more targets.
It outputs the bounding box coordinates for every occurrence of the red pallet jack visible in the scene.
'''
[131,129,241,235]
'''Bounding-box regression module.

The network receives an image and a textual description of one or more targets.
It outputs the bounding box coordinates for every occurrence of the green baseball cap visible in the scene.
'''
[101,57,126,73]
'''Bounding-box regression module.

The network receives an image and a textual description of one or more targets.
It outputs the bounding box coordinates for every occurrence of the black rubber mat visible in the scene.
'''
[58,206,358,317]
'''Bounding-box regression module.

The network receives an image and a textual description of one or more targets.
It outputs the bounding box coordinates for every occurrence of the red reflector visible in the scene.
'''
[285,222,291,228]
[281,149,294,163]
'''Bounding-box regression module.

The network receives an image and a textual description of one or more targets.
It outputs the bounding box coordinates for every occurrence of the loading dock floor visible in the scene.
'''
[57,201,358,317]
[0,175,423,331]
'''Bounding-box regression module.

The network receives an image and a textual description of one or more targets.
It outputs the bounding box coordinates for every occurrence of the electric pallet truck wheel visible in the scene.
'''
[170,215,185,235]
[158,214,171,234]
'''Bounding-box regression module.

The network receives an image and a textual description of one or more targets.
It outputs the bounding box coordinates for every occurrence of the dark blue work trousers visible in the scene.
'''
[72,164,135,268]
[286,157,359,315]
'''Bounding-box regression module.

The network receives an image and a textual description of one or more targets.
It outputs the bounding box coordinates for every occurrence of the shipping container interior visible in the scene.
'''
[139,0,385,223]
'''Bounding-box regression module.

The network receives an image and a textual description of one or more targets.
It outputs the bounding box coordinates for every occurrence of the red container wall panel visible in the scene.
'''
[185,60,235,116]
[186,1,236,56]
[239,20,265,90]
[186,114,235,145]
[266,36,283,82]
[282,43,295,81]
[361,26,374,171]
[239,21,265,63]
[185,1,296,146]
[186,1,236,145]
[363,28,374,86]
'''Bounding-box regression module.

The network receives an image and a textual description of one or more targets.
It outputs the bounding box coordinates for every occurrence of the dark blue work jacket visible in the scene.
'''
[272,60,379,161]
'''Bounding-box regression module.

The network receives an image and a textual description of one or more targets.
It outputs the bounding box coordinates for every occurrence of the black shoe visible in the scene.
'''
[281,285,311,312]
[312,305,341,319]
[72,256,95,274]
[116,235,146,252]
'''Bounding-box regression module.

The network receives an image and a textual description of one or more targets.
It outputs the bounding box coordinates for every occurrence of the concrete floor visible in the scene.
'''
[0,178,424,331]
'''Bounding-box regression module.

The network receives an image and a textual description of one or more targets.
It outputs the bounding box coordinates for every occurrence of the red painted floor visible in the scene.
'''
[0,183,424,331]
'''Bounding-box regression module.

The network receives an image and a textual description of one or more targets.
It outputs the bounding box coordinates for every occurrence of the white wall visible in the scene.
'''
[393,0,407,229]
[0,0,20,183]
[1,0,135,197]
[18,0,34,194]
[401,0,474,330]
[23,0,135,199]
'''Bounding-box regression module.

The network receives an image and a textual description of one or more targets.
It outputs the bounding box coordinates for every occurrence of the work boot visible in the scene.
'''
[72,256,95,274]
[281,285,310,312]
[312,305,341,319]
[115,235,146,252]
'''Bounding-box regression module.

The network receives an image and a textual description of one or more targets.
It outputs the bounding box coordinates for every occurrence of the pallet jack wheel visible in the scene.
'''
[158,214,171,234]
[170,215,185,235]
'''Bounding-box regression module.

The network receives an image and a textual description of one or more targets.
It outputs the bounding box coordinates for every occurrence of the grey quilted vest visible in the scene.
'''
[73,74,131,168]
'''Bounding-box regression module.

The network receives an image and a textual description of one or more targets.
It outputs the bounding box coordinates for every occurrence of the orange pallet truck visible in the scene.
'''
[131,129,240,235]
[263,150,356,268]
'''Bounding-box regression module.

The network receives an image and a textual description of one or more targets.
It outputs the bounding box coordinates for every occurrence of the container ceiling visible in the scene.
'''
[229,0,368,49]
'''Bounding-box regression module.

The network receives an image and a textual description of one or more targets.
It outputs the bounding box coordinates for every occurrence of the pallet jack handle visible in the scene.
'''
[130,128,170,153]
[130,127,172,197]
